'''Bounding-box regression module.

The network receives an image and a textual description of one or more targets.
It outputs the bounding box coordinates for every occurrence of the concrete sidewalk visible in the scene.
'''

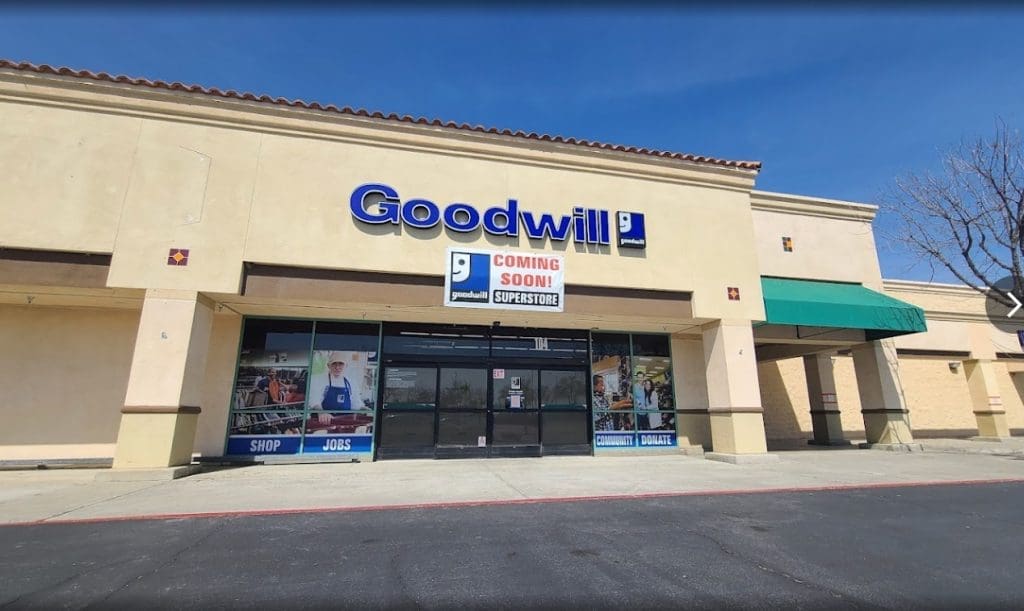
[916,437,1024,456]
[2,448,1024,526]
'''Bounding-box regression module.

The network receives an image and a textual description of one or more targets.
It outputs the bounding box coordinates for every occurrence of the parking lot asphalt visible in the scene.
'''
[2,480,1022,609]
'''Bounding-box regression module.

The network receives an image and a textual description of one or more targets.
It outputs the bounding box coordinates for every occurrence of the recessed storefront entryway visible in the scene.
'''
[376,324,591,459]
[378,364,589,459]
[224,318,680,460]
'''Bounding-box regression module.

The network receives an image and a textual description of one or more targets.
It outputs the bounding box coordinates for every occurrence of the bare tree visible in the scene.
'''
[884,120,1024,308]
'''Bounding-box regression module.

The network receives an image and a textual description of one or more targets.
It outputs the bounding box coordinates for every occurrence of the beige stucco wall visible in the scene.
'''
[885,283,989,354]
[996,364,1024,431]
[0,304,139,460]
[0,100,136,254]
[671,337,709,411]
[5,68,1023,466]
[831,356,864,436]
[243,139,763,321]
[670,336,711,448]
[885,281,1024,359]
[759,353,1014,442]
[759,357,867,443]
[0,73,765,323]
[991,328,1024,357]
[107,122,261,294]
[194,312,243,456]
[0,301,248,460]
[891,318,972,353]
[885,282,987,317]
[758,358,812,441]
[896,356,976,436]
[750,192,883,288]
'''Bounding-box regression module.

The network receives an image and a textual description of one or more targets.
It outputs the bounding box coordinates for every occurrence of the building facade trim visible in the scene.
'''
[0,248,111,288]
[750,190,877,222]
[0,65,760,193]
[121,405,203,415]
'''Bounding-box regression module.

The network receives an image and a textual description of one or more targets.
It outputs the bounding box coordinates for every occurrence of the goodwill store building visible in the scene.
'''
[1,61,1021,471]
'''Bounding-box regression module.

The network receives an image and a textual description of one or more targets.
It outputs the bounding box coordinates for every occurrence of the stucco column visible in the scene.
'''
[111,289,214,470]
[803,353,850,445]
[702,321,776,463]
[963,359,1011,439]
[851,340,918,450]
[670,337,710,454]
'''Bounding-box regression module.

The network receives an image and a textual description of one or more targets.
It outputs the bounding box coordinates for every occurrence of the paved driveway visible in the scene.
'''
[2,481,1022,609]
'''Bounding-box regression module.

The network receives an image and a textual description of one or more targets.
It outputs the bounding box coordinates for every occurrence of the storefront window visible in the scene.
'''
[380,366,437,451]
[538,369,588,447]
[381,323,587,363]
[490,329,588,360]
[591,332,677,450]
[631,334,675,434]
[591,333,635,449]
[438,368,488,410]
[540,370,587,410]
[234,319,313,412]
[227,320,313,455]
[492,369,538,410]
[383,367,437,409]
[382,324,489,359]
[226,320,674,458]
[226,319,380,456]
[304,321,380,454]
[309,322,379,414]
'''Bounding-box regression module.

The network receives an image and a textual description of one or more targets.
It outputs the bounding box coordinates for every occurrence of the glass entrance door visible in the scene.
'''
[490,368,541,457]
[378,363,590,459]
[435,367,489,457]
[489,367,588,456]
[378,366,437,459]
[539,369,590,455]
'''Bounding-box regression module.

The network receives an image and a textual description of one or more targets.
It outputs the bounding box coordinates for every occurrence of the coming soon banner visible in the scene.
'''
[444,247,565,313]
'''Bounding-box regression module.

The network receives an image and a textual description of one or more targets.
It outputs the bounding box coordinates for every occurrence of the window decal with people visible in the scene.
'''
[226,319,380,456]
[591,332,677,449]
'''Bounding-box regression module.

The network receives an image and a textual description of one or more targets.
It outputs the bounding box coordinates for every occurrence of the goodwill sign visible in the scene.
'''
[444,248,565,313]
[349,183,647,249]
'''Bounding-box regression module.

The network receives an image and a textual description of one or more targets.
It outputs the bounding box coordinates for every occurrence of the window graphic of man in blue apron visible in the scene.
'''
[315,351,363,424]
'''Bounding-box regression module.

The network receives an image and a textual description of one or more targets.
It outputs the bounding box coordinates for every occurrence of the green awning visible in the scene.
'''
[760,277,927,339]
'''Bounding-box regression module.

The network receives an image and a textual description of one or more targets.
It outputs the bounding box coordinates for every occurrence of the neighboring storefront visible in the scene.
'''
[0,60,1020,470]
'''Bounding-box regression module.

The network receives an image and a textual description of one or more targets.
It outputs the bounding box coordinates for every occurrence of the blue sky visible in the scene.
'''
[4,6,1023,281]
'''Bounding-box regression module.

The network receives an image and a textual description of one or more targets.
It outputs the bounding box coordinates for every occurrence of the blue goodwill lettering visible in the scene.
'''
[349,183,610,244]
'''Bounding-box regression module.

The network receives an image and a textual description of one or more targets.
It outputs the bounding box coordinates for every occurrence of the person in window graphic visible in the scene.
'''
[315,352,363,425]
[640,378,662,429]
[284,384,305,406]
[252,369,278,406]
[593,374,610,411]
[593,373,632,431]
[266,368,284,405]
[632,372,646,412]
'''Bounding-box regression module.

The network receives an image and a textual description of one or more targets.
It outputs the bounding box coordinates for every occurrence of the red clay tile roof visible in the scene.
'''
[0,59,761,171]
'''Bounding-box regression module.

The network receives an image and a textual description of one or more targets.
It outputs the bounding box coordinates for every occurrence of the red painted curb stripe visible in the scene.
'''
[4,477,1023,528]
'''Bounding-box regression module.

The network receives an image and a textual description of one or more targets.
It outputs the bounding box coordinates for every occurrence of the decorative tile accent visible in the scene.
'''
[167,248,189,266]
